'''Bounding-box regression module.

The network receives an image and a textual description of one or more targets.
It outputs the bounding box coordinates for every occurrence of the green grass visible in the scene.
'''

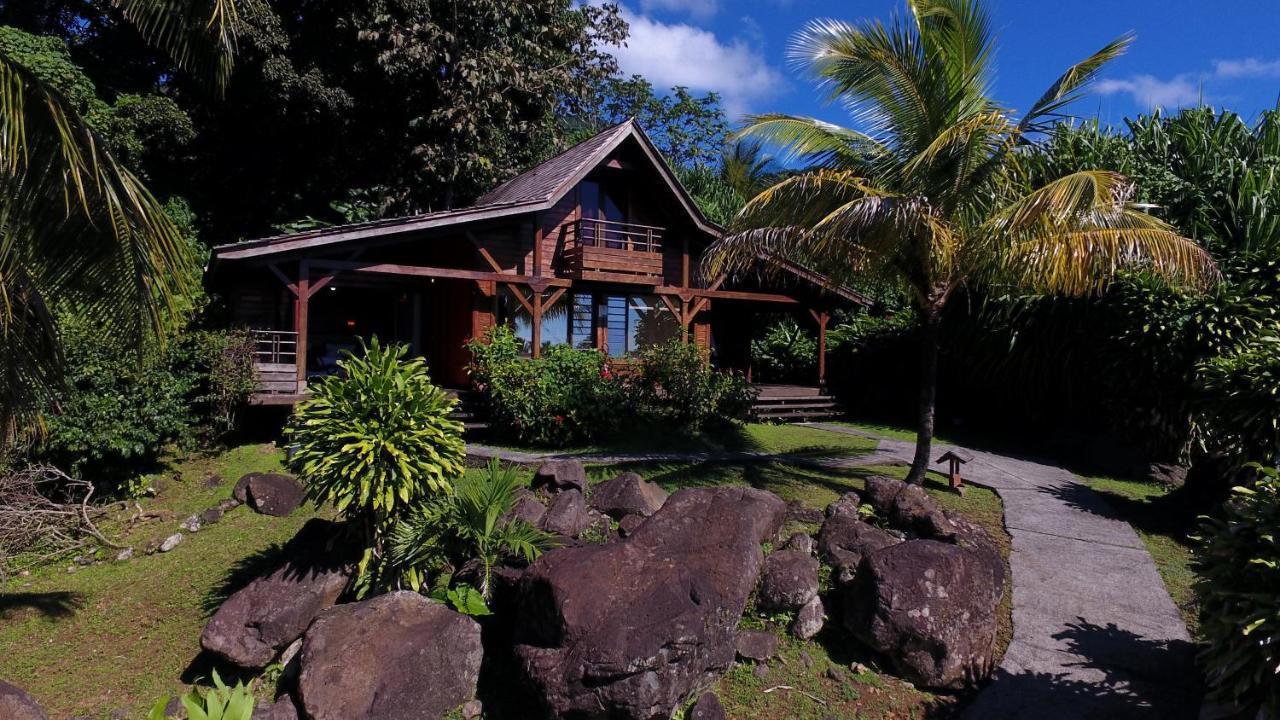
[0,443,320,719]
[1077,474,1201,634]
[470,422,878,458]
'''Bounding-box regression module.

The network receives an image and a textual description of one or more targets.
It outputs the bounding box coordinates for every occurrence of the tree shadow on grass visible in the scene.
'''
[199,543,289,617]
[0,590,84,619]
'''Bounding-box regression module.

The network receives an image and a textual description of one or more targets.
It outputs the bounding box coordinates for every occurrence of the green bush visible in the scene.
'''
[285,337,466,596]
[1194,465,1280,714]
[1199,336,1280,464]
[750,318,816,384]
[388,458,555,603]
[466,327,624,447]
[629,340,754,432]
[147,670,254,720]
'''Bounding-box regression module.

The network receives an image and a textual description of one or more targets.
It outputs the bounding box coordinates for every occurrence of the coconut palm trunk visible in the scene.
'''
[703,0,1220,485]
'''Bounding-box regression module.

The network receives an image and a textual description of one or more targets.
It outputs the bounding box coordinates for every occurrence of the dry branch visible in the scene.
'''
[0,465,121,581]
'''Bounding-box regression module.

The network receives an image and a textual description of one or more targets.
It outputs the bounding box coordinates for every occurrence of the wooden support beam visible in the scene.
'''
[531,291,544,358]
[506,284,535,315]
[294,261,310,389]
[543,287,568,313]
[269,262,300,296]
[311,260,569,287]
[809,309,830,386]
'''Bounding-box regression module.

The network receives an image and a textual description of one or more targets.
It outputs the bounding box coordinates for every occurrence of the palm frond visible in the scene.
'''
[988,169,1134,234]
[0,53,198,439]
[1020,33,1133,134]
[909,0,997,116]
[736,113,887,169]
[113,0,240,94]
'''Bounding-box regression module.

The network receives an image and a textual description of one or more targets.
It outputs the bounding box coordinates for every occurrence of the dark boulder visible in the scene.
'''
[618,513,645,537]
[252,697,299,720]
[232,473,256,503]
[504,488,547,527]
[825,491,862,520]
[532,460,587,493]
[862,476,904,515]
[297,591,482,720]
[513,486,786,719]
[1143,462,1189,488]
[246,473,305,517]
[817,515,900,584]
[201,519,353,669]
[0,681,47,720]
[735,630,780,662]
[843,540,1000,689]
[785,500,824,525]
[757,550,819,612]
[945,511,1007,598]
[889,484,955,539]
[540,489,592,537]
[589,472,669,519]
[688,691,725,720]
[782,532,813,556]
[790,595,824,640]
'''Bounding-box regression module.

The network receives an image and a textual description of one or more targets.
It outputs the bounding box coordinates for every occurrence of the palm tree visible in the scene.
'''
[0,0,238,438]
[705,0,1220,484]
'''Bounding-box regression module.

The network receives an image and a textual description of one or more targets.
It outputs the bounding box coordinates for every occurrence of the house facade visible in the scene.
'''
[207,121,866,405]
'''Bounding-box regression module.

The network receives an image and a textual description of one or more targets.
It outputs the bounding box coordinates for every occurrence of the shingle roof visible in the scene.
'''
[477,121,636,206]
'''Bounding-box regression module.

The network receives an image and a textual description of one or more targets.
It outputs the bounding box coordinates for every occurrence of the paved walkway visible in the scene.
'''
[808,423,1201,720]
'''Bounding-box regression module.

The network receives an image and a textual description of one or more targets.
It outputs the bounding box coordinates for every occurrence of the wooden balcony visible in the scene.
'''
[563,218,664,284]
[250,329,302,403]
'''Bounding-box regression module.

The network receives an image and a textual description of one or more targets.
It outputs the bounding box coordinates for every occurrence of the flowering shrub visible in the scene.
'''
[628,340,754,432]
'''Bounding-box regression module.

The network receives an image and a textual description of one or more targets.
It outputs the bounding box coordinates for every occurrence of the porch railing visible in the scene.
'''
[564,218,665,283]
[250,330,300,400]
[574,217,663,253]
[252,329,297,365]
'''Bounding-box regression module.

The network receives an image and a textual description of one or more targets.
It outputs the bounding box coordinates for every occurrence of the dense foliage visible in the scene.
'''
[1194,465,1280,715]
[750,318,818,384]
[388,458,555,606]
[35,318,256,491]
[285,338,466,596]
[468,328,752,447]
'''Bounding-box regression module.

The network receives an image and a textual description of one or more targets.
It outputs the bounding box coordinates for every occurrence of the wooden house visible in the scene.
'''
[207,121,868,415]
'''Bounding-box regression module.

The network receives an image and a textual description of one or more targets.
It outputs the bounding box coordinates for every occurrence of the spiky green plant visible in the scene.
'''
[389,458,555,599]
[705,0,1220,482]
[145,670,254,720]
[0,0,238,440]
[285,337,466,596]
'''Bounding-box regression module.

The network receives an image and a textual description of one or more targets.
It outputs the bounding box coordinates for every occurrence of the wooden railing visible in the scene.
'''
[575,218,663,253]
[250,330,300,401]
[565,218,665,283]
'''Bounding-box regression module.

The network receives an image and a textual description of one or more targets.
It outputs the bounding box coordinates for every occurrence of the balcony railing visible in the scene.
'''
[564,218,665,283]
[250,329,301,400]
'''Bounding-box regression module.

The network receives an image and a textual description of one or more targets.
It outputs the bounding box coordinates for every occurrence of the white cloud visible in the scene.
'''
[639,0,718,20]
[1212,57,1280,79]
[607,5,786,119]
[1095,74,1201,109]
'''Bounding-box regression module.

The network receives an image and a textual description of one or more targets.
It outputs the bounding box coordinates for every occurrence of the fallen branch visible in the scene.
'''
[763,685,827,706]
[0,465,122,579]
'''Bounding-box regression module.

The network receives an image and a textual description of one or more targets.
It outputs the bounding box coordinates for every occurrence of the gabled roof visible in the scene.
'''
[212,120,721,262]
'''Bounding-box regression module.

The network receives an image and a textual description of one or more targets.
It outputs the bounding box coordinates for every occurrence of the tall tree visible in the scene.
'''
[705,0,1220,483]
[0,0,235,438]
[578,74,727,168]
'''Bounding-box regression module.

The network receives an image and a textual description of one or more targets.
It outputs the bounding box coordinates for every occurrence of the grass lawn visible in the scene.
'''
[1077,474,1201,634]
[0,443,319,719]
[0,424,1006,720]
[470,421,879,458]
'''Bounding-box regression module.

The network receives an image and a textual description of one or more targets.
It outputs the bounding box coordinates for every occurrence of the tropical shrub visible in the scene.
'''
[750,318,817,384]
[1194,465,1280,715]
[1199,336,1280,465]
[629,340,754,432]
[285,337,466,596]
[466,327,624,447]
[388,458,554,608]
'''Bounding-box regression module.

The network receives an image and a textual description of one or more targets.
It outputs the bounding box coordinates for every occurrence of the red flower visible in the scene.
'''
[554,415,565,423]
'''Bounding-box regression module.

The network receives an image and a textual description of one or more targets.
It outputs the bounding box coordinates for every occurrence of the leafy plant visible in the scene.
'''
[388,458,555,599]
[285,337,466,596]
[750,318,818,384]
[146,670,255,720]
[1194,465,1280,715]
[629,340,754,432]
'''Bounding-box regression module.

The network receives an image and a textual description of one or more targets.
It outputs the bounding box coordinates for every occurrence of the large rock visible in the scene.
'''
[513,486,786,719]
[532,460,587,493]
[688,692,725,720]
[825,491,862,520]
[252,697,299,720]
[734,630,780,662]
[864,476,953,539]
[504,488,547,527]
[945,510,1007,599]
[817,514,901,584]
[843,540,1000,689]
[297,591,482,720]
[589,472,669,519]
[246,473,305,517]
[757,550,819,611]
[0,681,47,720]
[540,489,592,537]
[790,595,825,640]
[201,519,353,669]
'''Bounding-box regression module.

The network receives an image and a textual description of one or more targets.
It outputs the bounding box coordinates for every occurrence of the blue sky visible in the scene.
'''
[602,0,1280,129]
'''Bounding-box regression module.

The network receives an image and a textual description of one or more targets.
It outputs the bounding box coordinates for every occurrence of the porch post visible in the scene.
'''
[810,309,830,387]
[294,260,310,392]
[531,290,543,358]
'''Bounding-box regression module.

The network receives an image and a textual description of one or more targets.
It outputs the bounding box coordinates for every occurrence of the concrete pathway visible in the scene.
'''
[807,423,1201,720]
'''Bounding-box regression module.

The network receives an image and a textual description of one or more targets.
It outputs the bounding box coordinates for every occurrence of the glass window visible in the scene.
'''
[599,294,677,357]
[571,293,595,349]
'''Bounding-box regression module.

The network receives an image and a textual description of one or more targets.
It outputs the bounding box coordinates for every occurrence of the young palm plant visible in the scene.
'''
[705,0,1220,483]
[0,0,238,439]
[389,458,555,600]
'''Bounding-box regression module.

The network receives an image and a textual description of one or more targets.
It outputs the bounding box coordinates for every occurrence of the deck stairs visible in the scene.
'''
[750,384,842,423]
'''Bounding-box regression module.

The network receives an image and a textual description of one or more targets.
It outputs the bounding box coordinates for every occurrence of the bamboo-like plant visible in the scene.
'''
[704,0,1220,482]
[0,0,238,440]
